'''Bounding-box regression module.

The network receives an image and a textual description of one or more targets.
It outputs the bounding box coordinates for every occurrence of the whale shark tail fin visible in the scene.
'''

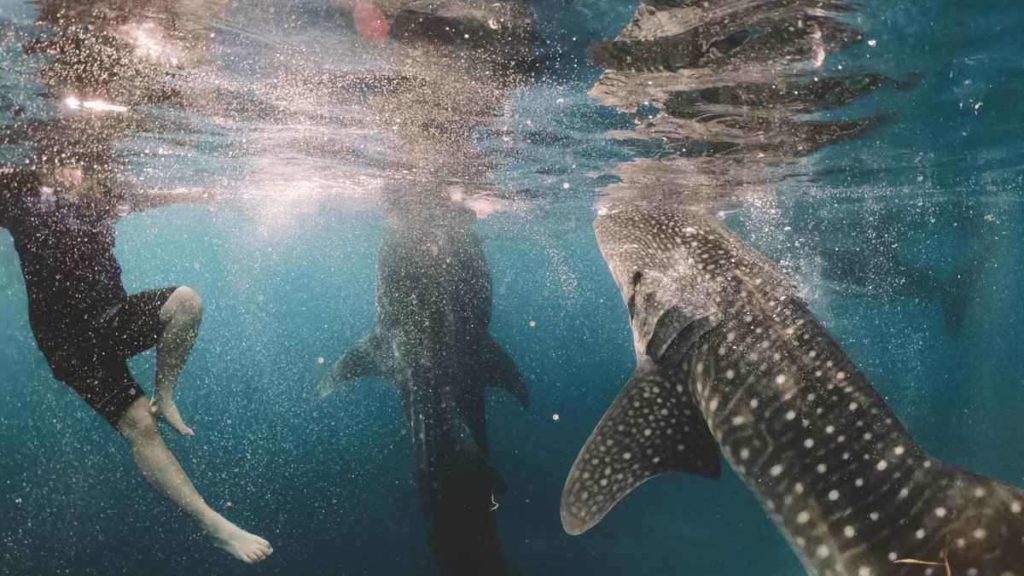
[479,336,529,408]
[441,449,507,498]
[431,448,510,576]
[560,359,721,535]
[317,330,392,398]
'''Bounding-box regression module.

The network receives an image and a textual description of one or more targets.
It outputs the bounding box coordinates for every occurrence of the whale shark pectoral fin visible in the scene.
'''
[340,330,392,380]
[480,336,529,408]
[317,330,392,398]
[560,359,720,535]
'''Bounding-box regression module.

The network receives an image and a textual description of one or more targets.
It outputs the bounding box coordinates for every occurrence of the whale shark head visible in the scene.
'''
[596,205,719,364]
[594,204,796,366]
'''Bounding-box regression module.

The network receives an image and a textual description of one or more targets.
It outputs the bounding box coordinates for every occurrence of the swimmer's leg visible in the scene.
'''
[117,397,273,563]
[151,286,202,436]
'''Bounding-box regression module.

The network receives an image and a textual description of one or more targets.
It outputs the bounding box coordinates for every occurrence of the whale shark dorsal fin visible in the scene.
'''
[318,330,393,398]
[479,336,529,408]
[560,359,721,535]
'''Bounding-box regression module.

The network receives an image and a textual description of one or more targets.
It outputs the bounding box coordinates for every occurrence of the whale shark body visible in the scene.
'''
[322,203,526,576]
[561,203,1024,576]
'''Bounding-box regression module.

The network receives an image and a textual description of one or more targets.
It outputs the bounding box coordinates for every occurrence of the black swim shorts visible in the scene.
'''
[42,287,181,427]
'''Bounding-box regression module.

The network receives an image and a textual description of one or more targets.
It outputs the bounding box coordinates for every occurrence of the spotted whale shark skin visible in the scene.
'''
[321,203,528,576]
[561,203,1024,576]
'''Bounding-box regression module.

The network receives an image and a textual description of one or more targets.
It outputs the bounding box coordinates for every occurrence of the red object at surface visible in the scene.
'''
[353,2,390,42]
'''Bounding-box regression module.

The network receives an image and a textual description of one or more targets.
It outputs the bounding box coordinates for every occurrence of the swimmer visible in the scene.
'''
[0,166,273,564]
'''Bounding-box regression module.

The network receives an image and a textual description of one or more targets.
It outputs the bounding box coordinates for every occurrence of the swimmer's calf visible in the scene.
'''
[149,286,203,437]
[117,398,274,563]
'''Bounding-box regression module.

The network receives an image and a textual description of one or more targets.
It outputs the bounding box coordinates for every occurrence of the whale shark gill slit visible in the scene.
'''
[647,307,716,366]
[627,271,643,319]
[561,357,721,536]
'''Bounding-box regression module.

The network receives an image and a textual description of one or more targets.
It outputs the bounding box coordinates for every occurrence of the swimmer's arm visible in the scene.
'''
[125,188,215,214]
[0,168,17,228]
[0,191,8,225]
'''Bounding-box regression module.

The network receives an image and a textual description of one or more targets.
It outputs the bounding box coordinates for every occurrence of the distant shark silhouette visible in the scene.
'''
[561,203,1024,576]
[321,199,527,576]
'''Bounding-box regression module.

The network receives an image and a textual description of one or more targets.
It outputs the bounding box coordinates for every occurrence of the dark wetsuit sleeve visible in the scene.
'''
[0,169,32,230]
[0,171,14,229]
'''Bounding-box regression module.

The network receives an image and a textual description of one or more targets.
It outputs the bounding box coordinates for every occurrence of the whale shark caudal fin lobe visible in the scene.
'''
[478,336,529,408]
[318,330,393,398]
[560,359,720,535]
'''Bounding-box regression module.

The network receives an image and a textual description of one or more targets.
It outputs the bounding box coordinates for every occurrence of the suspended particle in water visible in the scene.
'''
[317,356,325,364]
[562,182,571,190]
[552,413,560,422]
[529,320,536,328]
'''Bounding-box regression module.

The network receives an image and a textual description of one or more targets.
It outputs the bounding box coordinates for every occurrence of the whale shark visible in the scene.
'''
[561,202,1024,576]
[321,198,527,576]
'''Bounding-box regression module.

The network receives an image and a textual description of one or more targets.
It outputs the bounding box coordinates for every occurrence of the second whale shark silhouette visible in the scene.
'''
[316,0,536,571]
[320,194,528,576]
[561,202,1024,575]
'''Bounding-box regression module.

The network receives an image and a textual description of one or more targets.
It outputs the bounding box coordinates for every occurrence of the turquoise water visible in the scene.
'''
[2,0,1024,574]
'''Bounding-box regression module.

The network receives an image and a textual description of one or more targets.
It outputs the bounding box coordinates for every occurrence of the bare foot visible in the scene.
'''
[208,516,273,564]
[150,397,195,437]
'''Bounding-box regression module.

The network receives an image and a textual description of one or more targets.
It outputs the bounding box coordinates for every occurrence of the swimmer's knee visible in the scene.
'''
[117,398,160,443]
[164,286,204,323]
[174,286,203,317]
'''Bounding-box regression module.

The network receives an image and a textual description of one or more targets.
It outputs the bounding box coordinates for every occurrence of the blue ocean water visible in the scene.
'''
[0,0,1023,575]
